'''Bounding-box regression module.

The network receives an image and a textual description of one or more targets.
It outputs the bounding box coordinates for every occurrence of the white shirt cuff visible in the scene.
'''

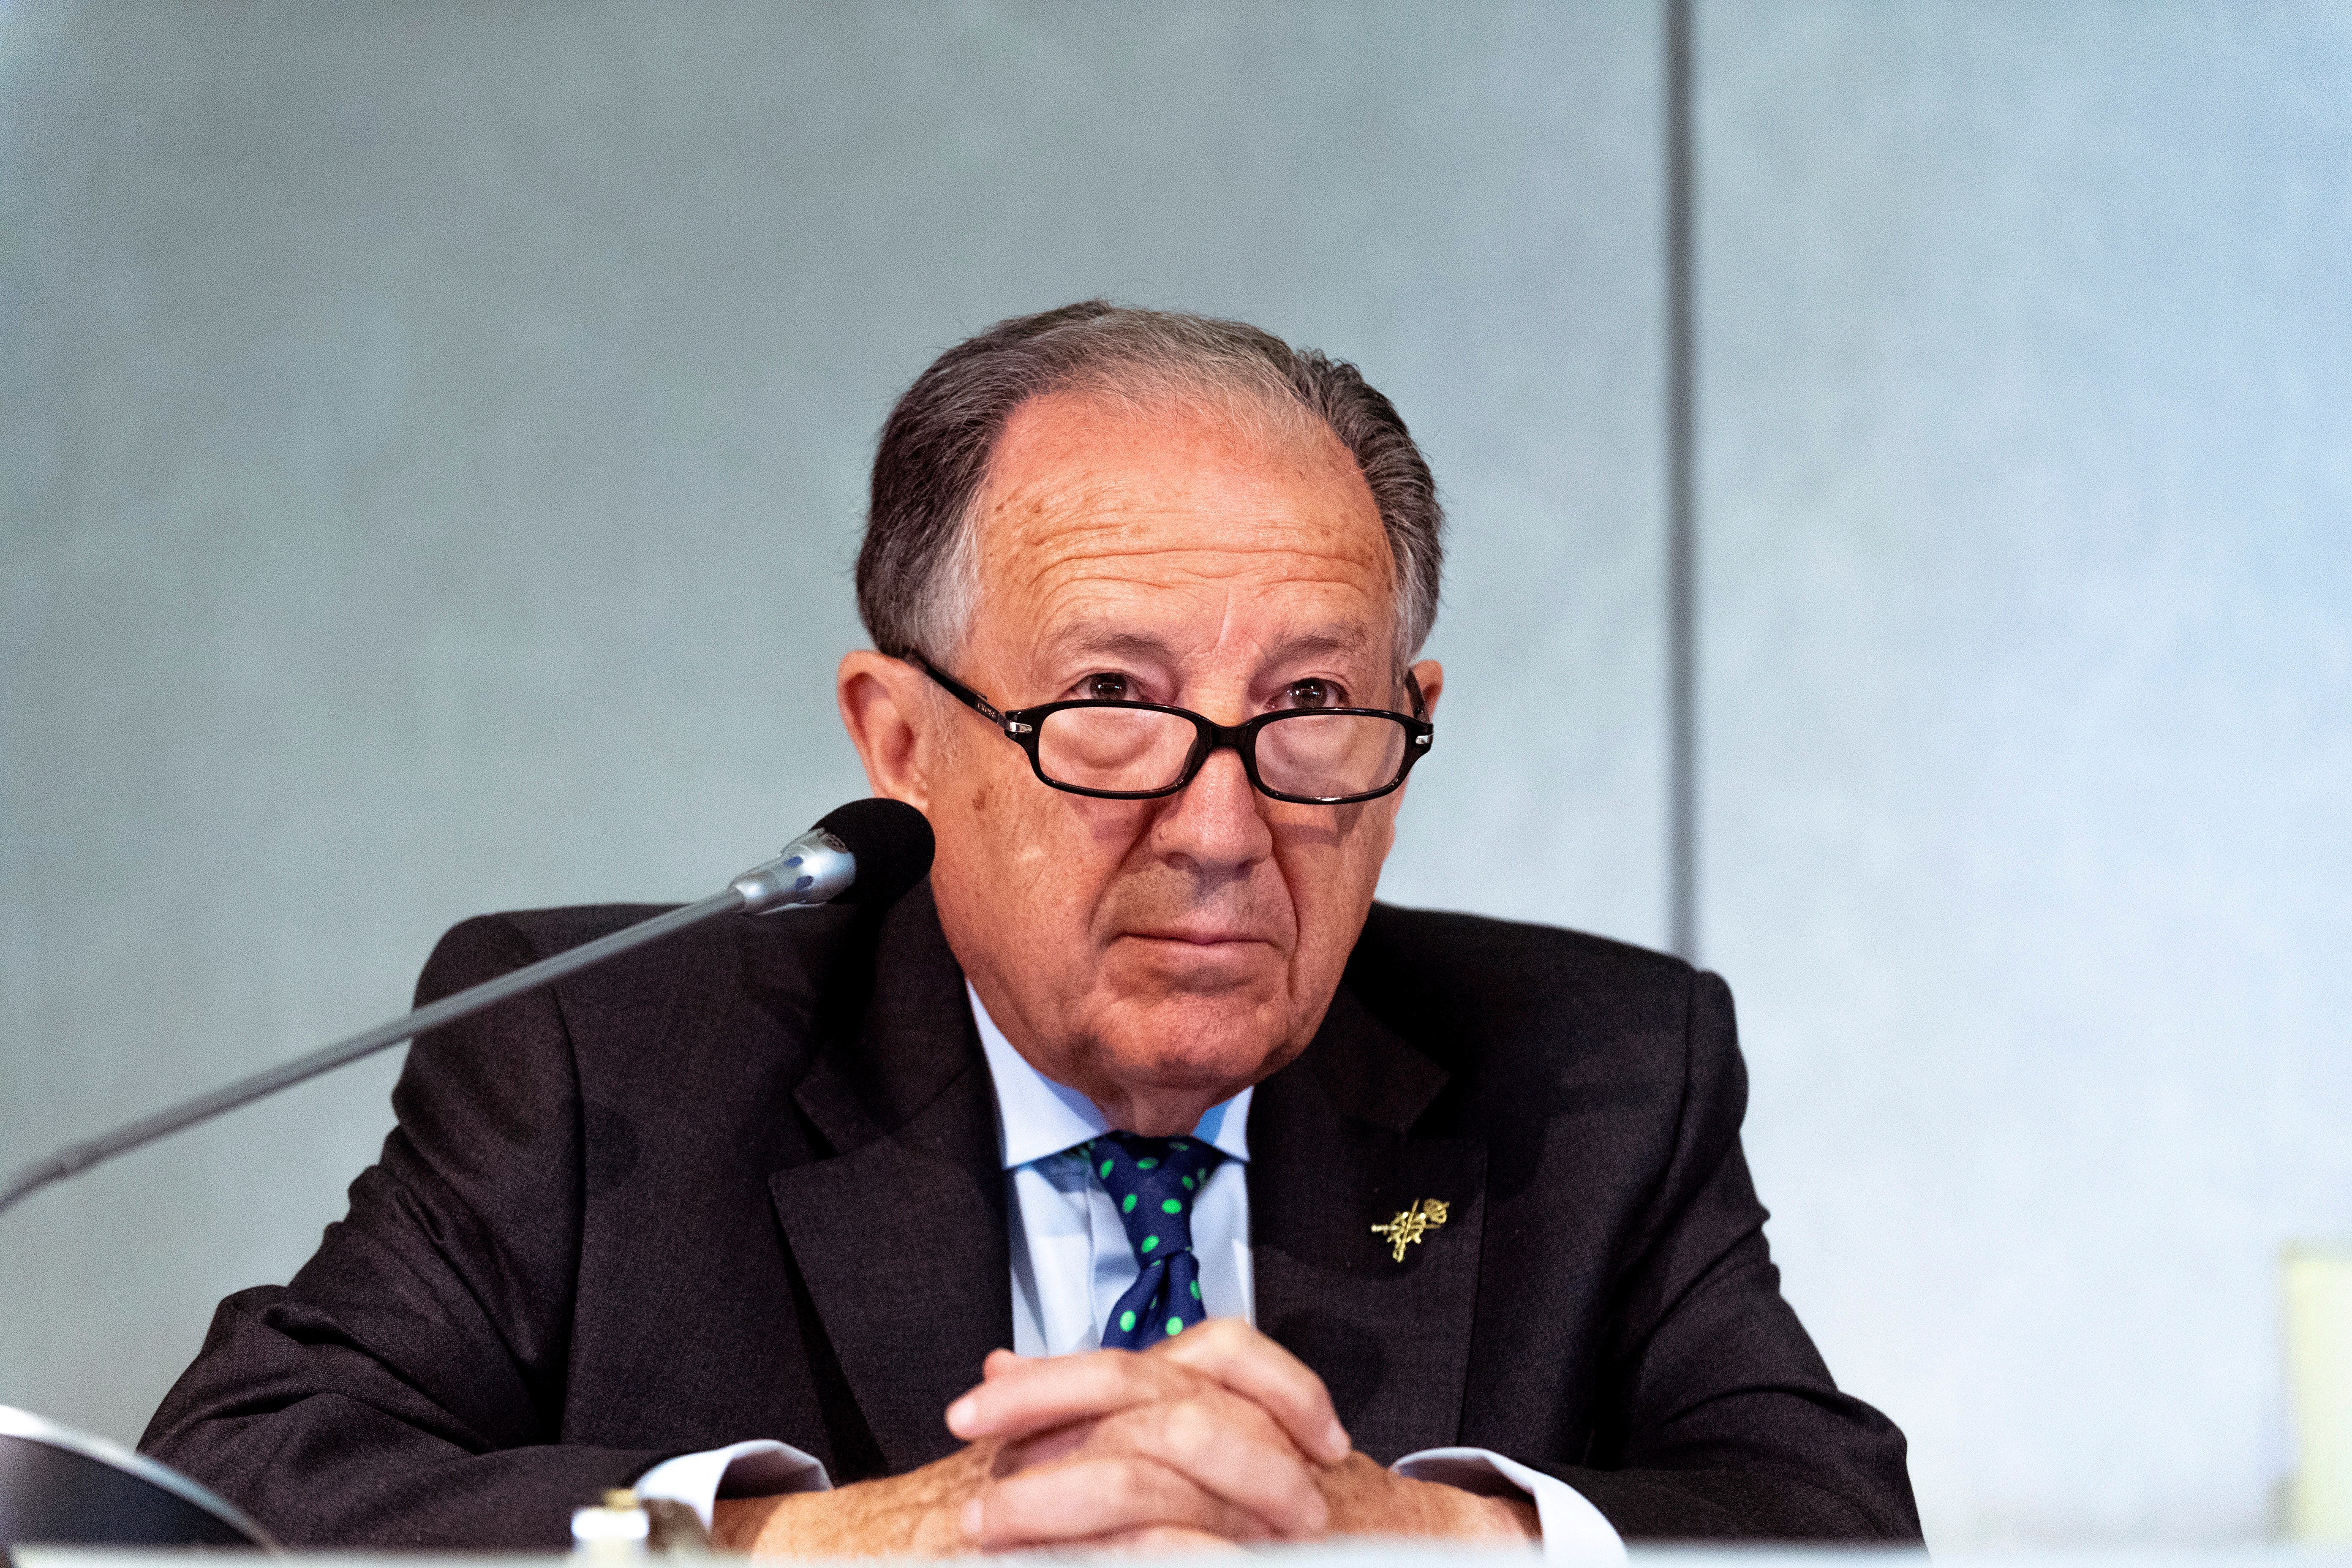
[1392,1446,1627,1564]
[633,1439,833,1531]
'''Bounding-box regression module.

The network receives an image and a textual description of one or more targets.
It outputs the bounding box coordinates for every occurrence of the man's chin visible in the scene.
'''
[1082,971,1303,1100]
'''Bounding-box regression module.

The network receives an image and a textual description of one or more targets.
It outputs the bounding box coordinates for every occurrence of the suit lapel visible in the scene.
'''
[1249,984,1486,1464]
[764,885,1013,1474]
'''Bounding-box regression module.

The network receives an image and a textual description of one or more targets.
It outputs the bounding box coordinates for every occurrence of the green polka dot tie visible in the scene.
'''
[1087,1132,1225,1349]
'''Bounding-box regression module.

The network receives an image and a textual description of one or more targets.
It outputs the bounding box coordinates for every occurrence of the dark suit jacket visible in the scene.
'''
[141,883,1920,1549]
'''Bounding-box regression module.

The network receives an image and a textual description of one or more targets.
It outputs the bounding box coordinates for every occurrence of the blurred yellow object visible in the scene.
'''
[2285,1244,2352,1542]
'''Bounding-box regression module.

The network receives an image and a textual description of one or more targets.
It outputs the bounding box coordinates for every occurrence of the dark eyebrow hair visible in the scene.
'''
[1265,627,1375,661]
[1045,627,1178,664]
[1040,623,1379,666]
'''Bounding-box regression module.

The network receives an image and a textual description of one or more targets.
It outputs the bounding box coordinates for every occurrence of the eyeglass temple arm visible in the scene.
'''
[910,653,1009,726]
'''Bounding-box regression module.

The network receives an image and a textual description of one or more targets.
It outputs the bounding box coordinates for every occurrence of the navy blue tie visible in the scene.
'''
[1087,1132,1227,1349]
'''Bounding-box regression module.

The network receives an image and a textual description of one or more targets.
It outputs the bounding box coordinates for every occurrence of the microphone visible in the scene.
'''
[0,798,935,1219]
[731,796,935,912]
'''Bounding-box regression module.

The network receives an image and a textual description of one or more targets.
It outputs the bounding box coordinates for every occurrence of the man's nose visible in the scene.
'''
[1149,744,1272,873]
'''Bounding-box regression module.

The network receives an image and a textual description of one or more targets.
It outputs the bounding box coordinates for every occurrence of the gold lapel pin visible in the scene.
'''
[1371,1198,1450,1262]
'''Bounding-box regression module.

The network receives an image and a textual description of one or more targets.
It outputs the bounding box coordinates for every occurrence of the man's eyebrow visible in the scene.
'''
[1260,626,1376,662]
[1041,627,1179,664]
[1038,624,1378,664]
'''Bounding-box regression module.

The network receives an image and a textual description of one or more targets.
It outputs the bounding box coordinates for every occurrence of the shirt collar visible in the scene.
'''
[966,981,1252,1172]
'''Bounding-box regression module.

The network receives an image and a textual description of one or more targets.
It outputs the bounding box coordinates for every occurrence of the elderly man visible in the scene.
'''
[143,304,1920,1554]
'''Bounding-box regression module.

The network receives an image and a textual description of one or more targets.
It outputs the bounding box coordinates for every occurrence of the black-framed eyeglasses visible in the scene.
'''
[914,655,1434,806]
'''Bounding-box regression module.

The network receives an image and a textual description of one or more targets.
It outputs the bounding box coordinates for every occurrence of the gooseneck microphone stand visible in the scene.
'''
[0,798,932,1220]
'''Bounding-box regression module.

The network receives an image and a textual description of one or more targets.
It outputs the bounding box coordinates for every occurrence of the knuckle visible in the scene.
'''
[1161,1395,1219,1458]
[1104,1459,1154,1514]
[1195,1317,1251,1361]
[1117,1352,1177,1399]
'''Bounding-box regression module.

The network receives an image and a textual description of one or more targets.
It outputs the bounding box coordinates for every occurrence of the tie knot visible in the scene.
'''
[1085,1132,1224,1260]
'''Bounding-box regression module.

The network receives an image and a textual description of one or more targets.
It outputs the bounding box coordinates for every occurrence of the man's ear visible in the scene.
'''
[1410,659,1444,719]
[837,650,938,812]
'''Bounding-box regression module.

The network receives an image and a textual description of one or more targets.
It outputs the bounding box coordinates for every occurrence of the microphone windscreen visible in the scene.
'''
[815,797,936,906]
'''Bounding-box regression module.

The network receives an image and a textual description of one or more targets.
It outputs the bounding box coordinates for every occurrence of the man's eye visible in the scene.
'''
[1284,679,1344,709]
[1083,673,1133,701]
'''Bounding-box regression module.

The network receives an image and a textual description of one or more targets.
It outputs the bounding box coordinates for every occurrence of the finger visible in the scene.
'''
[1152,1317,1351,1464]
[1076,1524,1247,1556]
[962,1456,1275,1550]
[991,1413,1099,1471]
[980,1348,1028,1380]
[947,1346,1197,1441]
[993,1384,1327,1538]
[1091,1384,1329,1536]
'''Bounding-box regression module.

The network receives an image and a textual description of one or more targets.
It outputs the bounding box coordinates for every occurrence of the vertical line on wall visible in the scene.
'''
[1664,0,1700,963]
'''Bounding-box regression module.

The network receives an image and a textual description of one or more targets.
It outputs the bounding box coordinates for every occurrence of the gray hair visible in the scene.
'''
[856,302,1444,667]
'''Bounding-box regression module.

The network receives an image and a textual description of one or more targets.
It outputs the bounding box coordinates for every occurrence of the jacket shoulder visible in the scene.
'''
[416,901,870,1012]
[1348,902,1709,1076]
[1354,900,1698,1002]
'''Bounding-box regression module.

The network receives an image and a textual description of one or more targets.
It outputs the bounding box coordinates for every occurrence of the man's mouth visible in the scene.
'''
[1122,927,1275,947]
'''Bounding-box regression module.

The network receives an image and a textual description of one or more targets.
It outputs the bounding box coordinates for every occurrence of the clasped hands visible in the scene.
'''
[713,1318,1537,1556]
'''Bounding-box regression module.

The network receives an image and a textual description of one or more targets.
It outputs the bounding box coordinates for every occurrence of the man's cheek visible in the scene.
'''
[999,794,1090,898]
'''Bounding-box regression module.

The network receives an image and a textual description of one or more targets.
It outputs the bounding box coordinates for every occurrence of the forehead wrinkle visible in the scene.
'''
[1004,496,1392,582]
[1038,621,1375,662]
[995,502,1389,577]
[1034,549,1380,597]
[971,391,1401,664]
[983,439,1391,560]
[993,535,1394,644]
[1029,568,1386,653]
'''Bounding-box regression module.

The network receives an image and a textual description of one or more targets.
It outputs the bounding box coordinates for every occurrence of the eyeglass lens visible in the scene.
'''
[1037,708,1409,798]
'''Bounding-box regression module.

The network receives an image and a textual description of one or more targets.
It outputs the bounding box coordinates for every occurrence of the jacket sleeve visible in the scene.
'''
[138,915,675,1549]
[1538,970,1924,1543]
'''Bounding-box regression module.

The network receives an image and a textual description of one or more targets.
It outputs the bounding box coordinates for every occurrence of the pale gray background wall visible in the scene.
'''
[1699,3,2352,1544]
[0,0,2344,1551]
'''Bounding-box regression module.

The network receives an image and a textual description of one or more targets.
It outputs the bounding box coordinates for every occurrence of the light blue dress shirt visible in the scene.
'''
[637,985,1624,1562]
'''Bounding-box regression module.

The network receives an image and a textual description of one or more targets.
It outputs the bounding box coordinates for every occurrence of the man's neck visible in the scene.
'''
[966,981,1251,1168]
